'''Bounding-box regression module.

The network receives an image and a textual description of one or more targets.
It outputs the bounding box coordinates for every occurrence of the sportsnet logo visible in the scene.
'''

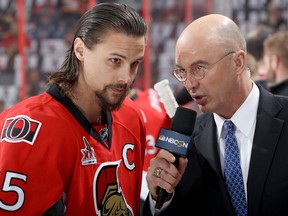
[1,115,41,145]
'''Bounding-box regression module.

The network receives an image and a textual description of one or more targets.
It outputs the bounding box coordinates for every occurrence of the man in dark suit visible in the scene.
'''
[143,14,288,216]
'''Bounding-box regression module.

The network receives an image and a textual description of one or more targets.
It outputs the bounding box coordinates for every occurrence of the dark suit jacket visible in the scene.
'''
[270,78,288,96]
[143,85,288,216]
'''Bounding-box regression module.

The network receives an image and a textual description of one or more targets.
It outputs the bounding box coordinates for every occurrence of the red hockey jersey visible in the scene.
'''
[0,83,146,216]
[132,89,171,200]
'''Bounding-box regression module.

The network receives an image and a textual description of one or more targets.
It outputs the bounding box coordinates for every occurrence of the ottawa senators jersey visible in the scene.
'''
[0,83,146,216]
[131,89,171,200]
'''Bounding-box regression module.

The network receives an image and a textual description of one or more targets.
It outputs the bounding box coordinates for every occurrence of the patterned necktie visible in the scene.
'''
[223,120,248,216]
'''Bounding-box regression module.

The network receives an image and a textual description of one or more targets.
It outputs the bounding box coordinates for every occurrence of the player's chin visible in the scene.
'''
[108,95,126,111]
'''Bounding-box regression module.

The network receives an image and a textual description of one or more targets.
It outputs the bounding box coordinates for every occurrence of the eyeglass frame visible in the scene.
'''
[172,51,236,82]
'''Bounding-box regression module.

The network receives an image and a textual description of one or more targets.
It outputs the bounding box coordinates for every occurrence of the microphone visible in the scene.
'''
[175,86,193,105]
[154,79,179,118]
[154,106,197,209]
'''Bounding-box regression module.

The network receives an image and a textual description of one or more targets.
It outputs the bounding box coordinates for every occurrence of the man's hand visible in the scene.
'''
[146,149,188,201]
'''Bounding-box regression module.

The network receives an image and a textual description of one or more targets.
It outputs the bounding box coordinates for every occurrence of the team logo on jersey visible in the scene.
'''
[93,162,133,216]
[81,136,97,165]
[99,127,108,142]
[1,115,41,145]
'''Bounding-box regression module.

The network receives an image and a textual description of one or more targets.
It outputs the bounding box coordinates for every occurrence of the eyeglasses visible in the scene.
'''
[172,51,235,82]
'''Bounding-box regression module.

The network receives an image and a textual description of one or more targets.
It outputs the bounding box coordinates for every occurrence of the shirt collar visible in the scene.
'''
[214,81,260,139]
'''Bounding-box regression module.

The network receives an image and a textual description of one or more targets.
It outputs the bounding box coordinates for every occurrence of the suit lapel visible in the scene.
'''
[194,114,236,214]
[194,114,223,177]
[247,86,284,215]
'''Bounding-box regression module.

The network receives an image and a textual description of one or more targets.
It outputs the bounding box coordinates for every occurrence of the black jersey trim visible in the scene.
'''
[47,83,112,149]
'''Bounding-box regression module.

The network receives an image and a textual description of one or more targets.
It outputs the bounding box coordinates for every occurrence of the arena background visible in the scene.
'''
[0,0,287,110]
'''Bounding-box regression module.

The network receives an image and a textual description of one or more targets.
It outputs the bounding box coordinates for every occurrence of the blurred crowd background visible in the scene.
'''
[0,0,287,111]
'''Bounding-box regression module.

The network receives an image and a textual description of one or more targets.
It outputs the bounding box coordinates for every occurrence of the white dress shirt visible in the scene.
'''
[213,82,260,200]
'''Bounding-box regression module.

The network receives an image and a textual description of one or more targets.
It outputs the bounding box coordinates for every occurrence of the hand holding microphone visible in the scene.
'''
[153,106,197,209]
[152,79,197,208]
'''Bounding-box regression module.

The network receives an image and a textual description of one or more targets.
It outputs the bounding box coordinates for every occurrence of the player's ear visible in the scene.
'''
[74,37,85,61]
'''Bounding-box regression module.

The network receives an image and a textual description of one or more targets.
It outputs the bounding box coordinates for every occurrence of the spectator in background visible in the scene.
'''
[0,99,5,112]
[247,52,268,89]
[0,3,147,216]
[0,21,20,74]
[263,30,288,95]
[246,24,274,78]
[26,67,48,97]
[261,1,287,32]
[247,52,258,80]
[27,68,41,97]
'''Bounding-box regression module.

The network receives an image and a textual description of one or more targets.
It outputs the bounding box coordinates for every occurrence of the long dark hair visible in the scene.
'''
[47,2,147,97]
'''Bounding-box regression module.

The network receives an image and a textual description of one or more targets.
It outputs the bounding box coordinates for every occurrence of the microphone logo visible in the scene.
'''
[156,128,191,157]
[158,135,188,148]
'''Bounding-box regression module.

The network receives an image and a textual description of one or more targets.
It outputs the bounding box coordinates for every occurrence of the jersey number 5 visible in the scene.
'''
[0,171,27,211]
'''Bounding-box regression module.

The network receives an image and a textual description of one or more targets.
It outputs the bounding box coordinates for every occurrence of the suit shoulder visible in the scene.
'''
[274,94,288,105]
[273,94,288,118]
[196,112,212,124]
[193,112,214,135]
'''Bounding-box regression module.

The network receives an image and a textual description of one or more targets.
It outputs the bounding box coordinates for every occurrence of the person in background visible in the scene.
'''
[0,2,147,216]
[129,87,171,214]
[247,52,258,80]
[246,24,274,78]
[261,2,287,32]
[263,30,288,96]
[0,99,5,112]
[247,52,268,89]
[143,14,288,216]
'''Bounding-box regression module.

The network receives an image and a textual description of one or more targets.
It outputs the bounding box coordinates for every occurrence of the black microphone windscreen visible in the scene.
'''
[171,106,197,136]
[154,106,197,209]
[175,87,193,105]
